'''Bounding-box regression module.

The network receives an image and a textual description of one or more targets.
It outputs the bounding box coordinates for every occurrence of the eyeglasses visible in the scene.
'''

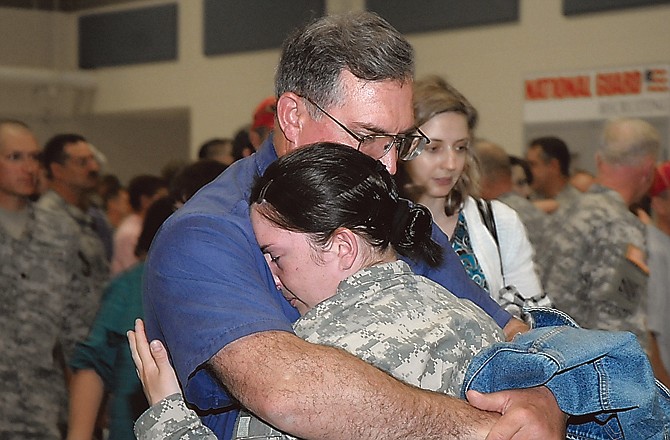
[303,97,429,161]
[65,154,98,168]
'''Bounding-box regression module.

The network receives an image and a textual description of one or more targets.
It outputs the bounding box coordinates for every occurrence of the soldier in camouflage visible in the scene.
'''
[538,118,660,350]
[0,120,88,438]
[38,133,109,360]
[525,136,582,215]
[475,139,547,254]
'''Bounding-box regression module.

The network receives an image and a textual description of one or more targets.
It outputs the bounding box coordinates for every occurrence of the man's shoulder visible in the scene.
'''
[24,201,77,248]
[35,190,65,213]
[499,193,545,222]
[558,184,582,202]
[570,190,637,230]
[499,193,541,214]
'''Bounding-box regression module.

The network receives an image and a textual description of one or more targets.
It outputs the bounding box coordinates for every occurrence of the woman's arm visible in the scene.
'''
[66,369,104,440]
[128,320,218,440]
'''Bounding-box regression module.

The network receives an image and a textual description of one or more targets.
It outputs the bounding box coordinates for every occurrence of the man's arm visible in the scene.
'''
[210,331,563,440]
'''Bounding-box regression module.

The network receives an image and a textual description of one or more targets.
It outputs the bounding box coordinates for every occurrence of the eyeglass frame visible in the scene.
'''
[301,96,430,161]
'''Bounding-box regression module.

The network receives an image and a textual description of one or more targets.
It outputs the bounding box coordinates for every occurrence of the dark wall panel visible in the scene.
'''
[366,0,519,35]
[79,4,177,69]
[204,0,325,56]
[564,0,670,16]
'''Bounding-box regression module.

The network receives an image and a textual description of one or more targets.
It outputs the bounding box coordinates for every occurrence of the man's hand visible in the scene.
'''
[127,318,182,405]
[467,387,567,440]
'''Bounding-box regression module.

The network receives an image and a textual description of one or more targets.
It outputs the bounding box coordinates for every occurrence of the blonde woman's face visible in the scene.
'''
[403,112,470,201]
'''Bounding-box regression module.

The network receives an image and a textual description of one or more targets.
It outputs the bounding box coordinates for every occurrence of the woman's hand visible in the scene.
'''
[127,318,182,405]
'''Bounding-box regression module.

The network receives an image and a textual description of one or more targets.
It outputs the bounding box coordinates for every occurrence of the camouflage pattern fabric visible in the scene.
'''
[554,184,583,213]
[296,260,504,394]
[134,393,217,440]
[0,203,81,439]
[134,261,504,440]
[498,191,547,253]
[36,190,109,359]
[538,185,649,347]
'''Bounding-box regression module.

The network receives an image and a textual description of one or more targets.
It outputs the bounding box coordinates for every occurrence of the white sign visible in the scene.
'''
[524,64,670,122]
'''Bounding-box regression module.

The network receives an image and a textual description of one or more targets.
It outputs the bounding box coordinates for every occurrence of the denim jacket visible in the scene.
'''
[461,307,670,439]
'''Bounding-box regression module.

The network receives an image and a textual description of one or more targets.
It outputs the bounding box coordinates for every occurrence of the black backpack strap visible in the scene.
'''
[476,198,499,248]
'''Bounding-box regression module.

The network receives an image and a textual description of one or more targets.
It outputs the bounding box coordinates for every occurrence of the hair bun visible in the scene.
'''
[390,199,431,248]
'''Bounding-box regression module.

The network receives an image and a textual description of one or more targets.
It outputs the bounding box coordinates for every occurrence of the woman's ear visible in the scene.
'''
[330,228,359,271]
[276,92,306,149]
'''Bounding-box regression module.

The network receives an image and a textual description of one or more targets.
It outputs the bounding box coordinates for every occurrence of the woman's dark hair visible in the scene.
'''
[135,196,176,257]
[170,159,228,203]
[250,143,442,267]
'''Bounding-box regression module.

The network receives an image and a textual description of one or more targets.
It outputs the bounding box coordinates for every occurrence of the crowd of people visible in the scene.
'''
[1,9,669,440]
[0,101,273,440]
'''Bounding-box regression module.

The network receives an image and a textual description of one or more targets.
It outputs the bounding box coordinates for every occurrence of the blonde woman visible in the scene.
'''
[397,76,550,316]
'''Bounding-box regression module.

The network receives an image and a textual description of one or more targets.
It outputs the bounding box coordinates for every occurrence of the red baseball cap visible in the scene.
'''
[650,161,670,197]
[251,97,277,131]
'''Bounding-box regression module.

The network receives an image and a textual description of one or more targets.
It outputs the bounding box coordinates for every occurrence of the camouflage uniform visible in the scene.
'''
[555,183,582,211]
[538,184,649,346]
[0,203,81,439]
[134,394,216,440]
[498,191,547,253]
[134,261,504,440]
[36,190,109,359]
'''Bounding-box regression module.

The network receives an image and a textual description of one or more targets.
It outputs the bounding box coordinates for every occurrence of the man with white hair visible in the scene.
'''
[539,118,659,348]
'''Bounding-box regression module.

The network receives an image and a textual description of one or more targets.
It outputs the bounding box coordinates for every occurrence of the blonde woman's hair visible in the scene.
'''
[400,75,480,216]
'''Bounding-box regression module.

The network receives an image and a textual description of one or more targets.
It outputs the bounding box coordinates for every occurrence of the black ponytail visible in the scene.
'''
[390,199,443,267]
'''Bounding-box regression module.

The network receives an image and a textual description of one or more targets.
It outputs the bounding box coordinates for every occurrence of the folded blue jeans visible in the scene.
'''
[461,307,670,440]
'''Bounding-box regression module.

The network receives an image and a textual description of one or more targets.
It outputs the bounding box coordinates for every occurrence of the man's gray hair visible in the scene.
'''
[275,11,414,113]
[598,118,660,165]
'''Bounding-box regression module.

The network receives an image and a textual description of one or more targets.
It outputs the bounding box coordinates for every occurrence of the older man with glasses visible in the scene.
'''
[143,11,564,440]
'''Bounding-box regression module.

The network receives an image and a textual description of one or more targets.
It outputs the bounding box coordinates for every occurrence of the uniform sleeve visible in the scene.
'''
[135,393,217,440]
